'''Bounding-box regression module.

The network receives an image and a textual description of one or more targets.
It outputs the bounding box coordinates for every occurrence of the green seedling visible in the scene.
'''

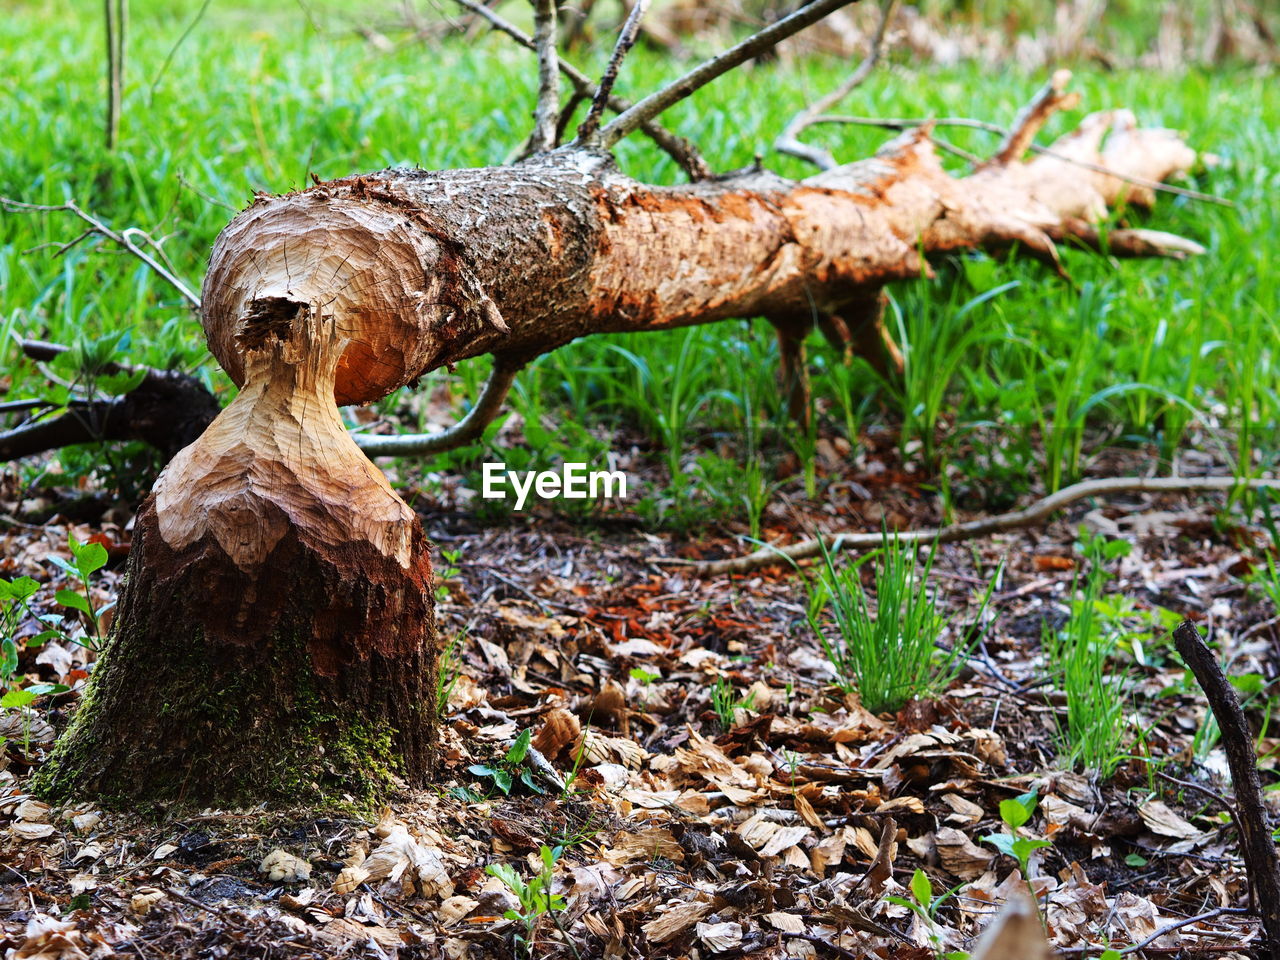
[886,868,967,959]
[982,790,1052,923]
[469,729,544,796]
[48,536,110,651]
[485,844,566,958]
[710,676,756,732]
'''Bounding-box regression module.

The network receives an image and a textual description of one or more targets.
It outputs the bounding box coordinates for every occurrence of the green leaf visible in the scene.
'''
[1,639,16,678]
[999,796,1032,829]
[1124,852,1148,867]
[25,683,69,696]
[629,667,660,684]
[1010,837,1053,866]
[47,556,77,577]
[55,590,92,616]
[73,542,108,577]
[910,868,933,910]
[519,768,545,795]
[491,769,513,794]
[982,833,1017,858]
[1099,951,1123,960]
[507,729,532,764]
[27,629,63,649]
[8,577,39,602]
[97,368,147,397]
[486,863,524,896]
[1,689,38,709]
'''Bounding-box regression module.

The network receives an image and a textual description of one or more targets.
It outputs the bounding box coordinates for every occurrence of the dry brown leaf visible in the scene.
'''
[604,827,684,865]
[642,899,716,944]
[532,706,581,760]
[1137,799,1202,840]
[696,920,743,952]
[438,895,479,926]
[935,827,994,879]
[10,822,55,841]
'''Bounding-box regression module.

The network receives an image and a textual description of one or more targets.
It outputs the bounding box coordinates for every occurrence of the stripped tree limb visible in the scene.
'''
[675,477,1280,577]
[575,0,650,145]
[451,0,709,178]
[353,354,524,457]
[1172,621,1280,960]
[529,0,560,154]
[775,0,900,171]
[808,114,1232,207]
[599,0,862,149]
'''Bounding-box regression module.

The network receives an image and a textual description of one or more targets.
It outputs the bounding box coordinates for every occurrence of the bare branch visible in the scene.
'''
[0,197,202,308]
[451,0,708,178]
[808,115,1233,206]
[670,476,1280,577]
[575,0,649,145]
[775,0,899,170]
[529,0,561,154]
[354,355,524,457]
[599,0,861,150]
[989,68,1080,165]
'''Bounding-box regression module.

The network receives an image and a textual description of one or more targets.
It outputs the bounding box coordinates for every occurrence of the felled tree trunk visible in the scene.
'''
[35,304,436,808]
[35,80,1198,807]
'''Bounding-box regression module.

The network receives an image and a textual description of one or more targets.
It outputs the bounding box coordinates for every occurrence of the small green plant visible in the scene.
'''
[485,844,566,958]
[0,576,59,688]
[48,536,110,651]
[807,533,994,714]
[982,790,1052,922]
[710,676,756,731]
[469,729,544,796]
[886,868,967,959]
[435,547,463,601]
[435,630,467,718]
[1041,534,1131,776]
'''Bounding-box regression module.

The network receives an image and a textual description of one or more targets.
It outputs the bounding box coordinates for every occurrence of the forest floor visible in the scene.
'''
[1,1,1278,958]
[0,427,1276,959]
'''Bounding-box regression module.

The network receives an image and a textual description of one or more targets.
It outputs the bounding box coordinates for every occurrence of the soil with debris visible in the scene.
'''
[0,432,1272,959]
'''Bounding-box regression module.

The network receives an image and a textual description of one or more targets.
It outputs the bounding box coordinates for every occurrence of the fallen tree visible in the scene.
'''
[31,0,1206,807]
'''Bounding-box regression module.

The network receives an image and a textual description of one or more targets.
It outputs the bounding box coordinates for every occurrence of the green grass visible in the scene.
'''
[1,0,1276,522]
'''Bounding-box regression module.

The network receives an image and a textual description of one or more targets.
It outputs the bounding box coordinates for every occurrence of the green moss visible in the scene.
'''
[33,617,420,813]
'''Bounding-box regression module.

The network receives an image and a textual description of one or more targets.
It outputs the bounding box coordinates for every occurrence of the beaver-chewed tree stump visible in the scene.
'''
[35,291,441,808]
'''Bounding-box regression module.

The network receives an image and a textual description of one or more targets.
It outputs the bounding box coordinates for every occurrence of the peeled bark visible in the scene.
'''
[202,107,1200,402]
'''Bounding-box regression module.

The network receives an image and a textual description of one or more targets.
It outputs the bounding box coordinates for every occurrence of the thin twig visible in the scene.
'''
[354,354,524,457]
[598,0,860,150]
[0,197,201,309]
[575,0,649,145]
[104,0,125,149]
[810,114,1233,206]
[450,0,708,178]
[148,0,215,103]
[775,0,899,170]
[529,0,560,154]
[672,476,1280,576]
[1172,621,1280,960]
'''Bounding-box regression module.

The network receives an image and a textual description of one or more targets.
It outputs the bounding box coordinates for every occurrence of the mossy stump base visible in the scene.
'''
[35,500,436,810]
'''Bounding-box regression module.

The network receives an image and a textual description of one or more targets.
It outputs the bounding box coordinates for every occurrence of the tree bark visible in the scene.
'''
[35,303,436,809]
